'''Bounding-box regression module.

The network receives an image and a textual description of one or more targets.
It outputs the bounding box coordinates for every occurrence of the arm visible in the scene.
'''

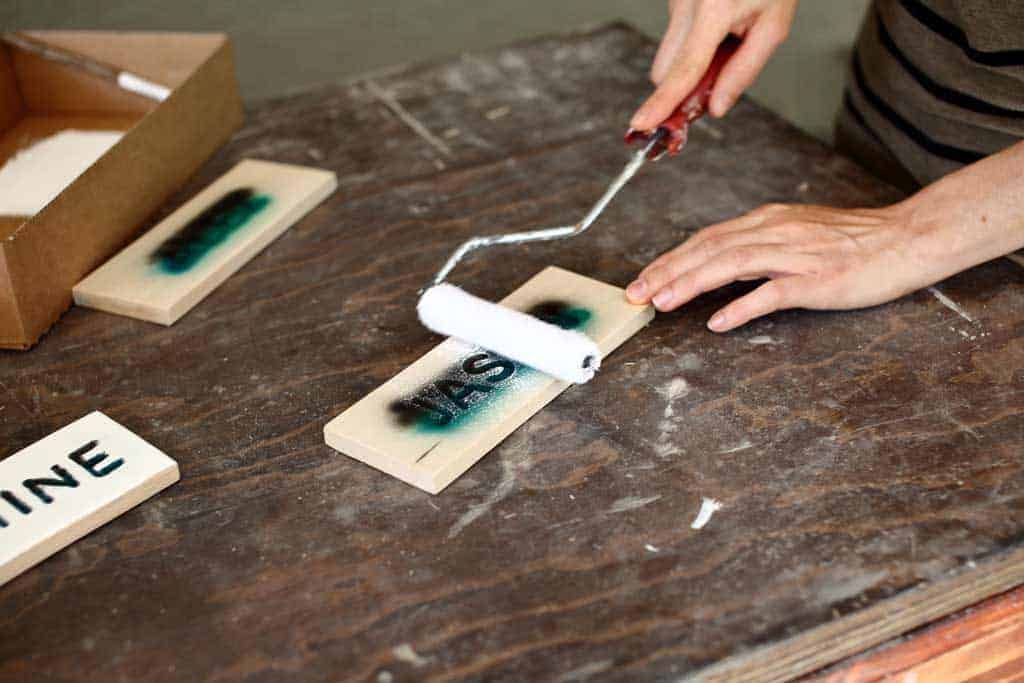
[631,0,799,131]
[625,140,1024,331]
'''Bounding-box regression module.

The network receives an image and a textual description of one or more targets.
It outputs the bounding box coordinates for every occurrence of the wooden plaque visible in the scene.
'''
[73,159,337,325]
[324,266,654,494]
[0,411,179,586]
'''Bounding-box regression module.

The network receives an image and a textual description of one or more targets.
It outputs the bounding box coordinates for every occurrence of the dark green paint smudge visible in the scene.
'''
[390,301,594,434]
[151,188,272,274]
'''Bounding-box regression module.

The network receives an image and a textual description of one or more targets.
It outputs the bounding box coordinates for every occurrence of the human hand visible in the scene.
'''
[625,203,927,331]
[625,140,1024,331]
[631,0,799,131]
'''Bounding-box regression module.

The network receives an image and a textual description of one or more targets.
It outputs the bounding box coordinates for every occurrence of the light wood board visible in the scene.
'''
[73,158,337,325]
[0,411,178,586]
[812,584,1024,682]
[324,266,655,494]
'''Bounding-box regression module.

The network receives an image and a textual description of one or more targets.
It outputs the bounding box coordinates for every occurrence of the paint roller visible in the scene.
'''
[418,36,741,384]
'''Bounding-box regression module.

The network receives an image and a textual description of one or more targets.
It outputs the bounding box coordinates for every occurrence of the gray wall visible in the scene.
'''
[3,1,870,140]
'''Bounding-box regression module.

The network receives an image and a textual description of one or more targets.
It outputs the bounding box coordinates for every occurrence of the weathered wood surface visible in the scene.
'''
[1,23,1023,681]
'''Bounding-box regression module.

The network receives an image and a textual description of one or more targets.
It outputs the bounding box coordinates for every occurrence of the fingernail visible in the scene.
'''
[626,279,646,301]
[708,312,727,331]
[652,290,672,310]
[630,109,651,130]
[710,97,727,118]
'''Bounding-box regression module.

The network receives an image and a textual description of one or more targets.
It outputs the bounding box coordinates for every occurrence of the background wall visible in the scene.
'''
[2,0,871,141]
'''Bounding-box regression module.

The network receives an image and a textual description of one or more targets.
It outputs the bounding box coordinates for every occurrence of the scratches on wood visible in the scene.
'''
[928,286,975,324]
[415,440,442,463]
[365,79,454,159]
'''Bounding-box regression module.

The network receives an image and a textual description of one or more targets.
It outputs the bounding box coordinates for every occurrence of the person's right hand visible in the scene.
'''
[631,0,799,131]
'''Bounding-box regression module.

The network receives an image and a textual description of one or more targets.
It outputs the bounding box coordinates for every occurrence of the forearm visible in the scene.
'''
[903,140,1024,280]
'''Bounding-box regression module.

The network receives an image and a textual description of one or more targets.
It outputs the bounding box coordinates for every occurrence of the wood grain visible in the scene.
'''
[325,266,654,493]
[808,585,1024,681]
[1,23,1022,682]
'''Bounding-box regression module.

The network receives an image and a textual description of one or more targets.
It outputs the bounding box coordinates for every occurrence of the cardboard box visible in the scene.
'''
[0,31,244,349]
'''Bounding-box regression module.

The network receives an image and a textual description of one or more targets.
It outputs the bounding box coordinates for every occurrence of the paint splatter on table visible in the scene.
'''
[2,23,1023,682]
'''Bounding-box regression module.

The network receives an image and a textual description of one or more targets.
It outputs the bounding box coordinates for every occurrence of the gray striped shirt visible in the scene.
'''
[836,0,1024,190]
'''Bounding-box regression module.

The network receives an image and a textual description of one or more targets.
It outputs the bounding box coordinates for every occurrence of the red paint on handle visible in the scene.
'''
[625,34,742,158]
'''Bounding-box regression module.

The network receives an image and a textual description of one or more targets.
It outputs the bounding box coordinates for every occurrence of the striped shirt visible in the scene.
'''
[835,0,1024,191]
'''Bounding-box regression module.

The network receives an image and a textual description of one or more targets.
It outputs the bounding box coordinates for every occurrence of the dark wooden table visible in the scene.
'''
[3,23,1024,682]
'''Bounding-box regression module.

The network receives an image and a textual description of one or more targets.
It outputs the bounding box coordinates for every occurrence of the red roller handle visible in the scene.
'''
[625,34,742,158]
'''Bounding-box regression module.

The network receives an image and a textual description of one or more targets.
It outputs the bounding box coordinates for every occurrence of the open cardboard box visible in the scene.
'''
[0,31,244,349]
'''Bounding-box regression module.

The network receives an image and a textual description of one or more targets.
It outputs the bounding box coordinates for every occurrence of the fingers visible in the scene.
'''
[708,1,795,116]
[632,228,776,303]
[627,205,787,304]
[650,2,697,84]
[630,13,731,131]
[708,278,800,331]
[646,245,814,312]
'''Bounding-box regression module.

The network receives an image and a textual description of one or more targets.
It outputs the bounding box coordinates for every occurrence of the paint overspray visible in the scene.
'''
[151,187,272,274]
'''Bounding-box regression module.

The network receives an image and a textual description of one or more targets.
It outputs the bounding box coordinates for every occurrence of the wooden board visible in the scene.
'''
[325,266,655,493]
[4,23,1024,682]
[810,585,1024,681]
[0,411,178,586]
[73,159,337,325]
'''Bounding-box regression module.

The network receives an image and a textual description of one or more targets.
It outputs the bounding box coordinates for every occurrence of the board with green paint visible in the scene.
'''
[73,159,337,325]
[324,266,654,494]
[151,188,272,275]
[389,301,593,434]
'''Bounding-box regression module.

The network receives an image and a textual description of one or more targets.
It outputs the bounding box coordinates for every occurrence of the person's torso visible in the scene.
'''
[843,0,1024,186]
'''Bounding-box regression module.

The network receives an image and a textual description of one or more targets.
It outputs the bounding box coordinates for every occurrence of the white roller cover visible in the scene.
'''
[417,284,601,384]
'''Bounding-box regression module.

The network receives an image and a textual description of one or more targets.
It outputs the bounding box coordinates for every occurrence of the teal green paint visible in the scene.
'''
[538,306,591,331]
[151,189,272,274]
[409,367,522,435]
[391,303,595,434]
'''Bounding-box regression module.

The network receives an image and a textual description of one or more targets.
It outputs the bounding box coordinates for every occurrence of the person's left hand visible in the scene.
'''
[624,201,941,332]
[625,141,1024,332]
